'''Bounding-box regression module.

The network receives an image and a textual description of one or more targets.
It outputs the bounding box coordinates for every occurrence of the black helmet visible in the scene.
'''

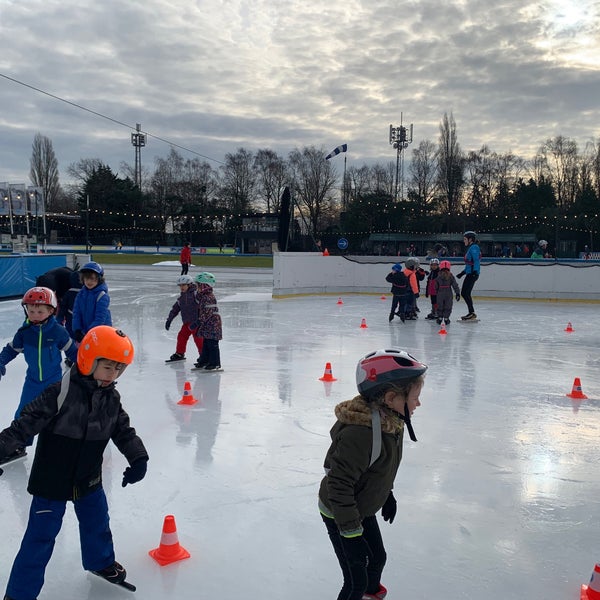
[463,231,477,241]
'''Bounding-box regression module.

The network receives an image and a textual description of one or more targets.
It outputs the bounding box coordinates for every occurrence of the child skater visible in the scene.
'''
[434,260,461,324]
[424,258,440,320]
[192,272,222,370]
[0,325,148,599]
[456,230,481,320]
[0,287,79,464]
[402,258,420,320]
[165,275,204,362]
[72,261,112,342]
[319,348,427,600]
[385,263,408,322]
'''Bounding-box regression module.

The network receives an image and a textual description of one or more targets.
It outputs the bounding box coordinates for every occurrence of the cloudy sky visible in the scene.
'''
[1,0,599,186]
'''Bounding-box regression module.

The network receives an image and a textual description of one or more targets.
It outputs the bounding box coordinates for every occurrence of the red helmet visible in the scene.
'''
[77,326,134,376]
[439,260,452,270]
[356,348,427,399]
[22,287,57,309]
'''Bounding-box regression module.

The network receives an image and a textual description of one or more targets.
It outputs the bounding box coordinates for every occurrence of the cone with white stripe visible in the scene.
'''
[581,563,600,599]
[149,515,191,566]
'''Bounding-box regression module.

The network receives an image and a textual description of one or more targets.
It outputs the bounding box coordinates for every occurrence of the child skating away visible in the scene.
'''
[0,325,149,599]
[434,260,460,325]
[72,261,112,342]
[456,230,481,320]
[319,348,427,600]
[402,258,420,320]
[192,272,222,370]
[424,258,440,319]
[165,275,204,362]
[0,287,79,464]
[385,263,408,322]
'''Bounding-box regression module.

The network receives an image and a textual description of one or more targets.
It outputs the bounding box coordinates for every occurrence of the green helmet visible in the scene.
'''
[195,272,216,286]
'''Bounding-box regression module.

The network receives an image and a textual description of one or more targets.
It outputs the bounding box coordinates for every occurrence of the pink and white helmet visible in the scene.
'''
[356,348,427,399]
[21,286,58,309]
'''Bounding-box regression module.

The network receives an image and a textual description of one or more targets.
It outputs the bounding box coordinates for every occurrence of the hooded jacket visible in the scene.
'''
[72,281,112,334]
[167,283,199,325]
[0,367,148,501]
[318,395,404,536]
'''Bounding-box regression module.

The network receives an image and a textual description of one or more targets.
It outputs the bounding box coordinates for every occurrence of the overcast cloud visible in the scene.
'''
[1,0,599,185]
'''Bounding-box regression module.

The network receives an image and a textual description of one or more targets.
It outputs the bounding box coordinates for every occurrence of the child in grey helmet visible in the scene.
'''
[319,349,427,600]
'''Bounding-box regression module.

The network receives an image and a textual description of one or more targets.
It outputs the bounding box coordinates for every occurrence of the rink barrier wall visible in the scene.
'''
[272,250,600,301]
[0,253,85,299]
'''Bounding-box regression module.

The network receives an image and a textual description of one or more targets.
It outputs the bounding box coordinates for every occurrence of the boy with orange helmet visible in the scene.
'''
[0,325,148,598]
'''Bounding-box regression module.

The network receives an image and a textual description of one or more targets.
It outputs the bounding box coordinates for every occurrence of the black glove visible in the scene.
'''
[382,491,397,524]
[414,293,420,299]
[456,271,465,279]
[165,320,172,331]
[74,330,84,343]
[455,294,460,301]
[0,364,5,380]
[64,358,73,368]
[340,535,371,567]
[122,458,148,487]
[472,272,479,281]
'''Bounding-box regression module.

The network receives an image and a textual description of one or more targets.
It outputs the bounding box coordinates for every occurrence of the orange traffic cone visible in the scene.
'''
[567,377,588,399]
[319,362,337,382]
[360,318,368,329]
[438,321,447,335]
[323,248,329,256]
[380,295,386,300]
[177,381,198,405]
[581,563,600,600]
[336,297,343,305]
[148,515,191,566]
[565,321,574,332]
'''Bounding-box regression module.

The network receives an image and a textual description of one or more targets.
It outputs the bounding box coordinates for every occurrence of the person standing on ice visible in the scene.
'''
[434,260,460,324]
[0,326,148,599]
[180,241,192,275]
[456,230,481,320]
[164,275,204,363]
[191,272,222,370]
[319,348,427,600]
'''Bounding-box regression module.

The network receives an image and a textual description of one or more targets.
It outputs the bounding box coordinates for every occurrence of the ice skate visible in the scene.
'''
[203,365,222,371]
[426,312,437,320]
[362,583,387,599]
[192,359,208,370]
[444,318,451,325]
[436,317,442,324]
[388,313,394,322]
[461,312,477,321]
[165,353,185,363]
[90,561,136,592]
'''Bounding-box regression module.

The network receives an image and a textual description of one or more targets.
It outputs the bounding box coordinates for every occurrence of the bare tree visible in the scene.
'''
[288,146,338,238]
[409,140,438,205]
[29,133,61,210]
[539,136,580,209]
[219,148,257,214]
[253,149,288,213]
[437,112,464,213]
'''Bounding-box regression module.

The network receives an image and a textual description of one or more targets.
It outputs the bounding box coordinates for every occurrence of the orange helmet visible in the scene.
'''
[22,287,58,309]
[77,326,134,376]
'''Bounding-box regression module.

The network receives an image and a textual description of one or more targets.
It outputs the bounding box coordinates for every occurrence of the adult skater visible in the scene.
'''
[456,230,481,320]
[319,348,427,600]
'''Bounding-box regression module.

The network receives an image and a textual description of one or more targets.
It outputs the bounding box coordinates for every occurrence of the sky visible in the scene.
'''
[1,0,600,186]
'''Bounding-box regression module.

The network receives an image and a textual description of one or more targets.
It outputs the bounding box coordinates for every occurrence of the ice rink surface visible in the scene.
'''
[0,264,599,600]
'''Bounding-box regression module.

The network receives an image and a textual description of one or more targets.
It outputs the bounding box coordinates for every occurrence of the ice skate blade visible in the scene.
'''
[0,450,27,467]
[193,366,223,372]
[90,571,136,592]
[456,318,480,323]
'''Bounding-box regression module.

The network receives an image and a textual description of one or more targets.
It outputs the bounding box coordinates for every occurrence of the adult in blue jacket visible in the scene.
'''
[456,231,481,320]
[72,262,112,342]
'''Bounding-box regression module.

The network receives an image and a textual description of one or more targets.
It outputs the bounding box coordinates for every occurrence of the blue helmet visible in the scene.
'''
[80,261,104,276]
[392,263,403,272]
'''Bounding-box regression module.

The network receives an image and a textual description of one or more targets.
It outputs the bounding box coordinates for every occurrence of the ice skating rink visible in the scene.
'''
[0,264,599,600]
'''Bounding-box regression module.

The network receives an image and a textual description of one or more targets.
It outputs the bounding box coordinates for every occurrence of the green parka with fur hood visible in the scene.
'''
[318,395,404,537]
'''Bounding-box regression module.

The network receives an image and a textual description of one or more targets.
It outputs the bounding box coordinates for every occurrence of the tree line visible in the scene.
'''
[24,112,600,252]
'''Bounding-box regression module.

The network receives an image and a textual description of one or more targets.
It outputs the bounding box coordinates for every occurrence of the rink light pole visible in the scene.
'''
[389,115,413,201]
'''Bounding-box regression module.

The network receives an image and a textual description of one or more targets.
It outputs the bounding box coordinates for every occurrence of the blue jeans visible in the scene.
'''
[6,488,115,600]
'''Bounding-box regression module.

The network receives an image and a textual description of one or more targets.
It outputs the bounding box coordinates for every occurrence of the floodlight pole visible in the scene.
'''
[389,113,413,201]
[131,123,146,189]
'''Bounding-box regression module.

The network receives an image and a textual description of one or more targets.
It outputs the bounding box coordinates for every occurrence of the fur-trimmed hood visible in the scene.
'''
[334,395,404,434]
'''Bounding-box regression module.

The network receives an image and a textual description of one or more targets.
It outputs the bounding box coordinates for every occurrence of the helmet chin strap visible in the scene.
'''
[391,402,417,442]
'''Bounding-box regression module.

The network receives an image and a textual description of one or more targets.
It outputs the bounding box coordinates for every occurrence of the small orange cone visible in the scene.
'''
[565,321,574,332]
[149,515,191,566]
[360,318,368,329]
[581,563,600,600]
[380,295,386,300]
[438,321,447,335]
[319,362,337,382]
[323,248,329,256]
[336,297,343,305]
[567,377,588,399]
[177,381,198,405]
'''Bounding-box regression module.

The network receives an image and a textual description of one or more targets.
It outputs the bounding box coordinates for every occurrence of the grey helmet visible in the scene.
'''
[405,257,418,269]
[176,275,194,285]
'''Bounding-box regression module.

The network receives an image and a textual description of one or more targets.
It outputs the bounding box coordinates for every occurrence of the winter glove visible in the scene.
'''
[74,329,84,343]
[340,535,371,567]
[472,272,480,281]
[455,294,460,301]
[414,293,420,299]
[0,364,5,380]
[425,293,429,299]
[382,491,397,524]
[456,271,465,279]
[122,458,148,487]
[165,319,172,331]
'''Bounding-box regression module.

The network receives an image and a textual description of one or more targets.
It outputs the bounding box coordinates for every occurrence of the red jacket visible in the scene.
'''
[180,245,192,264]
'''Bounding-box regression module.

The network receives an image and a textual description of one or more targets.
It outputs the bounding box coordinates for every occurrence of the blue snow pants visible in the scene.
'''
[5,488,115,600]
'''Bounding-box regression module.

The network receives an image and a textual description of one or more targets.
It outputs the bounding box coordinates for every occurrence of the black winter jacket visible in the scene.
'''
[0,367,148,500]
